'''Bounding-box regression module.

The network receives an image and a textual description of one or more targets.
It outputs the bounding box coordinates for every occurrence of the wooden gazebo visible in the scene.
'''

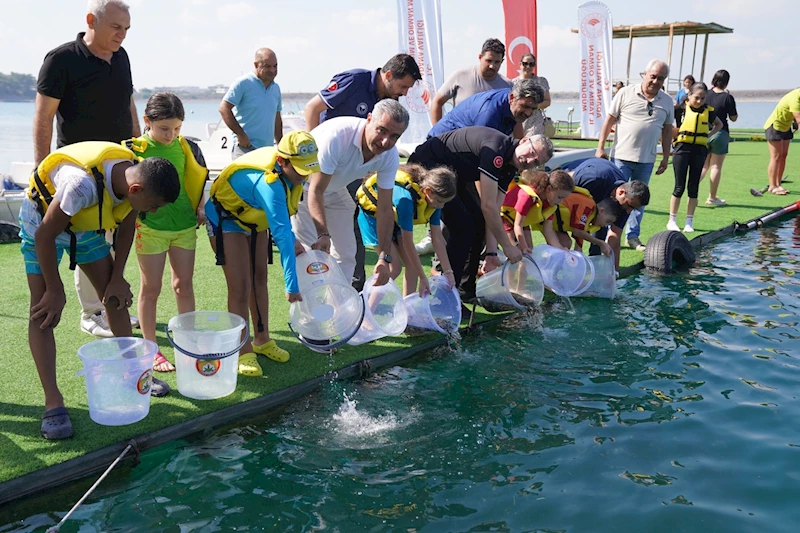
[571,21,734,91]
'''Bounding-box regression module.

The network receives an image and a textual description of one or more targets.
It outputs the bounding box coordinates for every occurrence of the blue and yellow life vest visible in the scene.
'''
[500,182,558,232]
[356,170,436,226]
[210,147,303,234]
[28,141,137,233]
[124,135,208,210]
[676,104,714,146]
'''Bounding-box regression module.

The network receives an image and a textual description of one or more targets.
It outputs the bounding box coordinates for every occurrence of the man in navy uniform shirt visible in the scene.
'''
[565,158,650,270]
[408,126,553,300]
[427,79,544,139]
[304,54,421,130]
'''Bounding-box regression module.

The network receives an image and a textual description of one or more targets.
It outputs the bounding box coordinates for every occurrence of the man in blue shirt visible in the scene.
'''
[303,54,421,130]
[219,48,283,158]
[427,78,544,138]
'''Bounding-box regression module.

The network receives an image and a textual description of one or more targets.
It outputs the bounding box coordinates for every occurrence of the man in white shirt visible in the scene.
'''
[292,99,409,286]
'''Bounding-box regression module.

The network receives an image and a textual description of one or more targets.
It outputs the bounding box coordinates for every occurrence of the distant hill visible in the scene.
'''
[0,72,36,101]
[551,89,792,103]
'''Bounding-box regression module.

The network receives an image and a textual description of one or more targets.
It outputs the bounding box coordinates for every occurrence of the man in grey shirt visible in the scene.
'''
[430,38,512,125]
[595,59,673,251]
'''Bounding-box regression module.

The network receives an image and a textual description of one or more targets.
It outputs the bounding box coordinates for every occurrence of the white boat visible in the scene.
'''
[193,112,309,179]
[0,162,34,231]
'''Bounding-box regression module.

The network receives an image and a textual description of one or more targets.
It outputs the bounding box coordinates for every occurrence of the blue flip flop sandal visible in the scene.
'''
[41,407,73,440]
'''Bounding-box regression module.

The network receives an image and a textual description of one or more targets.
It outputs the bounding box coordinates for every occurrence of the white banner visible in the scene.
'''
[396,0,444,144]
[577,1,613,139]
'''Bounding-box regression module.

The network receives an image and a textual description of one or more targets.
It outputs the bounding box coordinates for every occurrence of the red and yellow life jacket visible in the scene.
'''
[500,182,558,232]
[555,187,599,234]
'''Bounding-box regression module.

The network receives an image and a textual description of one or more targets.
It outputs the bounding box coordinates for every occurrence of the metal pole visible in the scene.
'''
[700,33,710,82]
[666,24,674,92]
[678,31,686,88]
[626,26,634,85]
[691,33,698,75]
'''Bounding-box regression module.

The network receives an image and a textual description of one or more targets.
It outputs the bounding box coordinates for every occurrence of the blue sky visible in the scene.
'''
[0,0,797,93]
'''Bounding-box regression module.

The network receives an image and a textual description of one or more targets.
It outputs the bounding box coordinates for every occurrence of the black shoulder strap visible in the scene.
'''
[90,166,105,232]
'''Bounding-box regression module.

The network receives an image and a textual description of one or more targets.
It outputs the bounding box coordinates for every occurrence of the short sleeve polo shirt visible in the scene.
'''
[223,72,283,148]
[408,126,519,192]
[427,89,516,138]
[572,157,629,229]
[310,117,399,192]
[37,33,134,147]
[318,68,380,123]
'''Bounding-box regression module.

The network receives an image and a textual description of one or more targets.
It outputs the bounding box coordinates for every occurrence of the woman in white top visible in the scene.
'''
[513,53,551,136]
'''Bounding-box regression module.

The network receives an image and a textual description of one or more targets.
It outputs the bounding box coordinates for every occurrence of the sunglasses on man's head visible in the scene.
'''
[647,101,654,116]
[521,61,536,67]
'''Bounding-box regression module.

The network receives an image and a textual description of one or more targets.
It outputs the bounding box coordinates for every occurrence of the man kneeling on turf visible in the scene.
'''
[22,141,180,440]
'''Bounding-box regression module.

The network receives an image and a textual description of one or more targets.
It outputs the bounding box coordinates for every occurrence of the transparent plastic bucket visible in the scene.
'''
[289,250,365,351]
[403,275,462,334]
[166,311,247,400]
[531,244,588,296]
[76,337,157,426]
[348,275,408,345]
[476,255,544,312]
[574,252,616,299]
[570,253,596,296]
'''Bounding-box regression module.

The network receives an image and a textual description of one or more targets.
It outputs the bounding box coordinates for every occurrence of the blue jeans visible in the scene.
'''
[613,159,655,240]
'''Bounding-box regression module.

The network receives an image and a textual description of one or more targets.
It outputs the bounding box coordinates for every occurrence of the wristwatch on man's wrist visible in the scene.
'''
[379,253,392,264]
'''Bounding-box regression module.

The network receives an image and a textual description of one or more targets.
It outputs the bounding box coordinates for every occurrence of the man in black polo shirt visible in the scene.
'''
[408,126,552,299]
[33,0,141,340]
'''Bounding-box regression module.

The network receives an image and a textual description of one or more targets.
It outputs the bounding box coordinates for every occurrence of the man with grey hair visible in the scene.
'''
[595,59,673,251]
[33,0,144,339]
[427,78,545,138]
[292,99,409,286]
[219,47,283,157]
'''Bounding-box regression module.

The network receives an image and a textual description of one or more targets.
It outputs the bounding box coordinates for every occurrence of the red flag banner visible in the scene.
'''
[501,0,537,79]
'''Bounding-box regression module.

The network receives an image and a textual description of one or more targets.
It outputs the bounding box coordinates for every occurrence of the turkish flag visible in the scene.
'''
[502,0,537,79]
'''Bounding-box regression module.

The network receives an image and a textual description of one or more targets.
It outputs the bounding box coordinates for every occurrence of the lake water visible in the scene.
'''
[2,215,798,532]
[0,99,779,174]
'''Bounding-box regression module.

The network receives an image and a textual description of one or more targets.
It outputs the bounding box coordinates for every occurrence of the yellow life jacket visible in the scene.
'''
[28,141,137,233]
[356,170,436,226]
[124,135,208,210]
[209,147,303,233]
[500,182,558,232]
[554,187,600,234]
[676,104,714,146]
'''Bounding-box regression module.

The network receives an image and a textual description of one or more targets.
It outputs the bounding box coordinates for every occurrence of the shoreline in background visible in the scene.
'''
[0,89,789,104]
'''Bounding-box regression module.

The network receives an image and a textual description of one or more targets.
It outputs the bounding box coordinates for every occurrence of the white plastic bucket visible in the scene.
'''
[348,275,408,345]
[166,311,247,400]
[403,275,462,334]
[77,337,157,426]
[531,244,588,296]
[570,253,596,296]
[476,255,544,312]
[575,252,616,298]
[289,250,365,351]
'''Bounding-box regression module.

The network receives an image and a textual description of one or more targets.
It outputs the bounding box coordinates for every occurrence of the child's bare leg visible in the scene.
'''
[137,252,167,342]
[81,256,133,337]
[27,274,63,411]
[209,232,253,353]
[168,246,196,314]
[248,231,270,346]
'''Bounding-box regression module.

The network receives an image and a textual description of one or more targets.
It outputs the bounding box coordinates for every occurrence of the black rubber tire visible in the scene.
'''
[643,230,695,273]
[0,221,20,244]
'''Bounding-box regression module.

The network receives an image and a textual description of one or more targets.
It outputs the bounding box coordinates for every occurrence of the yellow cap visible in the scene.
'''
[277,130,320,176]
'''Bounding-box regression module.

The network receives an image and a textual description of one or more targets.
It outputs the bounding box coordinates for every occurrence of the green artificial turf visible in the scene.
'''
[0,139,796,484]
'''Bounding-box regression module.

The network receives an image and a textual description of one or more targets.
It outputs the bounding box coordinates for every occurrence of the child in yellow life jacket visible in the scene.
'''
[669,83,723,233]
[554,194,626,256]
[126,93,208,373]
[205,131,319,377]
[357,163,457,296]
[500,169,574,254]
[21,142,180,439]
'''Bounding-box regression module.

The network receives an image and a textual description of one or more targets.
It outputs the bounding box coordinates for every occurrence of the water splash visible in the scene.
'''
[325,392,418,449]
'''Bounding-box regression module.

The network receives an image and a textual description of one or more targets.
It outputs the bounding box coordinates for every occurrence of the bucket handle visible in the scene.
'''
[287,293,366,354]
[164,321,250,360]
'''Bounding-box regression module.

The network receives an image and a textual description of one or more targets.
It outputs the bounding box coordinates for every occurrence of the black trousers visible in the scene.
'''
[346,180,366,291]
[442,185,485,295]
[672,143,708,199]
